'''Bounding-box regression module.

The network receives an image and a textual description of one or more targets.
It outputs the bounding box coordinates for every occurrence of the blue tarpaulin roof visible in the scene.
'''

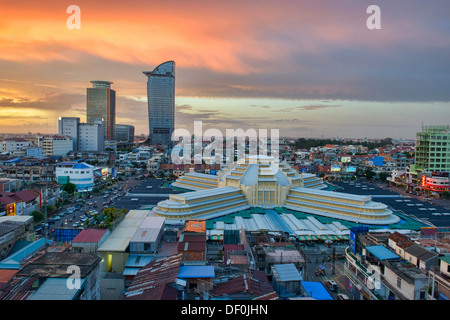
[301,281,333,300]
[73,163,91,169]
[178,266,215,278]
[0,238,49,269]
[366,245,400,261]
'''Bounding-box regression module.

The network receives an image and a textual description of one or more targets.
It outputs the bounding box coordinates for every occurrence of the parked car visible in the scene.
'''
[326,280,338,292]
[337,293,350,300]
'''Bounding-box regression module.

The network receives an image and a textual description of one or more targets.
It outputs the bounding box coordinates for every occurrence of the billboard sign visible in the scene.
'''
[373,156,384,166]
[341,157,351,163]
[16,201,23,216]
[6,203,16,216]
[54,228,83,242]
[331,165,341,172]
[346,166,357,173]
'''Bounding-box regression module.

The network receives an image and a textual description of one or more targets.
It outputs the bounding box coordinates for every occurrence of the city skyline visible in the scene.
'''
[0,0,449,139]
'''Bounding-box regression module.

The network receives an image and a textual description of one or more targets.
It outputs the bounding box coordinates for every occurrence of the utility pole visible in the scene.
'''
[332,247,336,275]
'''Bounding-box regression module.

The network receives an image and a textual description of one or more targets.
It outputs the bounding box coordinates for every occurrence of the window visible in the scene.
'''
[397,277,402,289]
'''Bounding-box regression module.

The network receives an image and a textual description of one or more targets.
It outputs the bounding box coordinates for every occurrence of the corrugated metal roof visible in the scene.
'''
[28,278,85,300]
[125,255,154,268]
[0,238,48,270]
[272,264,302,282]
[139,216,165,229]
[210,274,276,298]
[98,210,149,252]
[130,228,161,243]
[366,245,400,261]
[124,254,182,300]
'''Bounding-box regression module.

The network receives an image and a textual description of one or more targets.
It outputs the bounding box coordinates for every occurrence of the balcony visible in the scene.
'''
[344,247,385,300]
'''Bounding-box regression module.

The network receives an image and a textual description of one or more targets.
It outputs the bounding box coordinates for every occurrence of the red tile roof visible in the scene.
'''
[14,190,40,202]
[72,229,108,243]
[177,241,206,252]
[0,270,18,290]
[0,196,16,205]
[210,274,276,299]
[183,220,206,233]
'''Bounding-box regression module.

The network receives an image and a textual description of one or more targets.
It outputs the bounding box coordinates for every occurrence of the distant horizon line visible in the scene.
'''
[0,131,416,142]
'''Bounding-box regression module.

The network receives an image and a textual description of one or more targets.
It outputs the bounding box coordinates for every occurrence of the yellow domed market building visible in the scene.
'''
[150,156,401,229]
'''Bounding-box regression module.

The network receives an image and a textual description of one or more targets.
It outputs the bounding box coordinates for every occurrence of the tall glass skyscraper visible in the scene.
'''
[86,80,116,141]
[143,61,175,147]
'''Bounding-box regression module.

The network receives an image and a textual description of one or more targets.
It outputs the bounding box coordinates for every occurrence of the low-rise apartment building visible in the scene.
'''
[344,228,438,300]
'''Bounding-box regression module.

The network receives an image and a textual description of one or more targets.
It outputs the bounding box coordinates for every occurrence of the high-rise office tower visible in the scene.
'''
[58,116,105,152]
[116,124,135,144]
[143,61,175,147]
[86,80,116,141]
[78,121,105,152]
[58,117,80,151]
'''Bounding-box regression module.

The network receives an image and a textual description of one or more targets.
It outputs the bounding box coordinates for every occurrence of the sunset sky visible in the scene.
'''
[0,0,449,139]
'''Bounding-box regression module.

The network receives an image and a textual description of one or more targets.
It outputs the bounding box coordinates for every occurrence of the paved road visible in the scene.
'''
[301,244,352,299]
[114,178,184,211]
[40,175,145,239]
[331,180,450,228]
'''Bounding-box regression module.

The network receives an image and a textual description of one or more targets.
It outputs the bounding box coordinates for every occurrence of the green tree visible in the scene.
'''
[378,172,390,182]
[63,182,76,195]
[31,210,44,224]
[364,168,376,180]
